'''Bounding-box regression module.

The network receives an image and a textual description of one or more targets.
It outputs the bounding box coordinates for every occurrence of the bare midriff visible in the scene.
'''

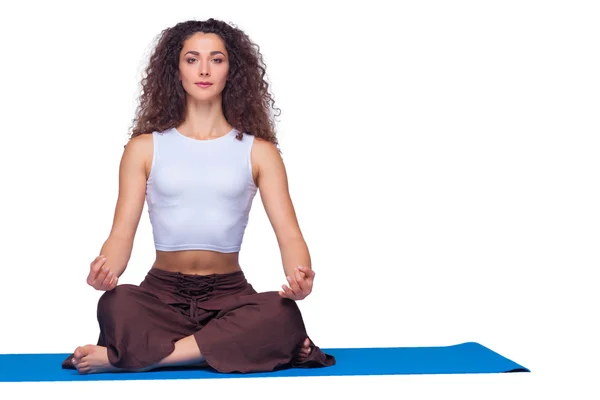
[151,250,242,275]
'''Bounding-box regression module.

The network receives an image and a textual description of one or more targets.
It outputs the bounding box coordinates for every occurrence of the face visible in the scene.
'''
[178,32,229,100]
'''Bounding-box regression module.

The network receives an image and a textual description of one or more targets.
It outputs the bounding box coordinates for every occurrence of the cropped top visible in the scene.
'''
[145,127,258,253]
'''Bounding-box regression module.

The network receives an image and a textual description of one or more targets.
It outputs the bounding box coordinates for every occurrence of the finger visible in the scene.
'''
[284,283,300,298]
[92,266,110,288]
[287,276,303,296]
[93,268,109,288]
[100,270,114,289]
[295,268,313,294]
[297,265,315,279]
[298,265,315,278]
[280,284,294,299]
[87,259,100,285]
[281,284,293,295]
[87,268,101,286]
[89,255,102,268]
[90,256,105,273]
[294,268,311,293]
[88,257,106,283]
[296,269,307,280]
[106,276,119,291]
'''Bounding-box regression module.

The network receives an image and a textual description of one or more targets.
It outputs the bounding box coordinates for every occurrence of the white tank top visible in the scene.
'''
[145,127,258,253]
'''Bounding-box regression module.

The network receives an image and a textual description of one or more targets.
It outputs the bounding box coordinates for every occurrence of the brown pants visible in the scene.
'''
[61,268,335,373]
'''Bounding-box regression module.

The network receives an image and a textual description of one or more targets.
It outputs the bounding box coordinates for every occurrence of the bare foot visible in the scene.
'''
[294,338,312,362]
[71,345,124,374]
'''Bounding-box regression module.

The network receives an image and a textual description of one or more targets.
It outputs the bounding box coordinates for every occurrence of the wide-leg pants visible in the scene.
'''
[61,268,335,373]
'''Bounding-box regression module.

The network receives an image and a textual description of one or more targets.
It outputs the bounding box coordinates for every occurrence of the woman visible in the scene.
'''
[62,18,335,374]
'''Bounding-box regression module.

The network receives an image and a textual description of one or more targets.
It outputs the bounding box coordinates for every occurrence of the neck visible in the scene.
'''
[180,95,231,139]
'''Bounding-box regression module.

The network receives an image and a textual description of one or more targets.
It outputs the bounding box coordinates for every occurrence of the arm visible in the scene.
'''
[87,134,151,289]
[253,138,315,299]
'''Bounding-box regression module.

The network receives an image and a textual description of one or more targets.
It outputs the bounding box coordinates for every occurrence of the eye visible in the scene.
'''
[212,58,223,64]
[186,58,196,63]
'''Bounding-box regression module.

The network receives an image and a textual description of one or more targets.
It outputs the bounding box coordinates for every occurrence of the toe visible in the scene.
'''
[80,344,95,358]
[293,338,313,363]
[73,347,83,360]
[303,338,312,353]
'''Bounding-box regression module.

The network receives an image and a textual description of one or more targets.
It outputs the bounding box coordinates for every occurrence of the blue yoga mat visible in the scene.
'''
[0,342,529,382]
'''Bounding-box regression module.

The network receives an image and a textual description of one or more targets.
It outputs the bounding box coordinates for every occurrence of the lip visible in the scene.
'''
[195,82,213,87]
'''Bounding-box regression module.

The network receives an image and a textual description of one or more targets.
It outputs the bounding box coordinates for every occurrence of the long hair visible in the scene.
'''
[128,19,281,148]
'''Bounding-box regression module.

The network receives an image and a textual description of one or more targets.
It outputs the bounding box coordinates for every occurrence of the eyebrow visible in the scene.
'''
[184,50,225,56]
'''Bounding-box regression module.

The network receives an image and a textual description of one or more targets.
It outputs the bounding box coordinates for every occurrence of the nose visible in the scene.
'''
[198,61,210,77]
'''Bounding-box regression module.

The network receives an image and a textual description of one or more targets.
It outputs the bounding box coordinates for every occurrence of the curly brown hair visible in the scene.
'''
[127,18,281,148]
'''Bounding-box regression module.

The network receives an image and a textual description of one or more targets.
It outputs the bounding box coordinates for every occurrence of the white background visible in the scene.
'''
[0,0,598,398]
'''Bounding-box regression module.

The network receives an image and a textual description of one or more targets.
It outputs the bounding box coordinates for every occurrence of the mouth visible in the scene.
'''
[195,82,213,88]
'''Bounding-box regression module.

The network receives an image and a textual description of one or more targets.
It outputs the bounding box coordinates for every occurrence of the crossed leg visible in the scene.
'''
[69,285,314,374]
[71,336,313,374]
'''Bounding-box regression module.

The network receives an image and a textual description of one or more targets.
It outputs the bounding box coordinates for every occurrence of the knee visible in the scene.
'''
[97,284,138,316]
[259,292,305,331]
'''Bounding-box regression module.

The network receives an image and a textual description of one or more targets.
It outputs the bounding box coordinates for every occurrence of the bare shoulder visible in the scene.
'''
[125,132,153,151]
[123,133,154,178]
[250,136,285,185]
[251,136,283,166]
[251,136,279,152]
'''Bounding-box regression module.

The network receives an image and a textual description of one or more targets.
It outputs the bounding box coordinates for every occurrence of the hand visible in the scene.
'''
[87,255,118,291]
[279,265,315,301]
